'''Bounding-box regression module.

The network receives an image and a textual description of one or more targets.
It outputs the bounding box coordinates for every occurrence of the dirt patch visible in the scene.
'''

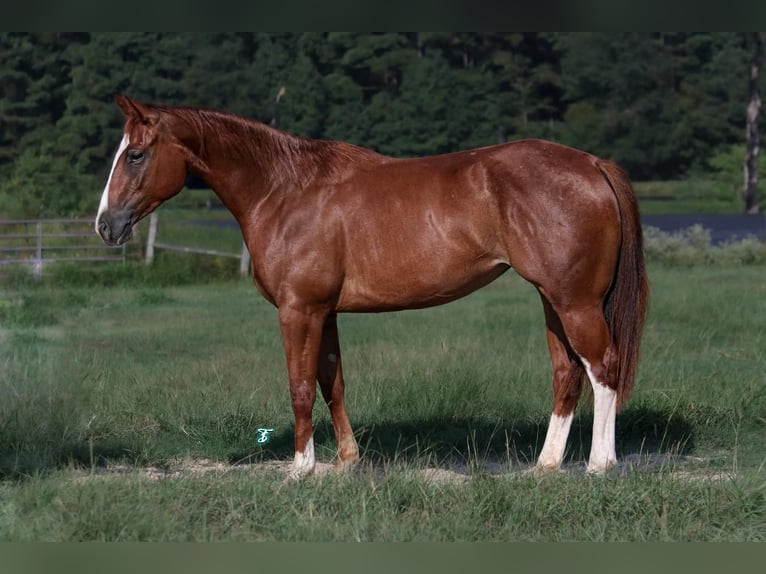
[71,453,732,484]
[75,458,330,482]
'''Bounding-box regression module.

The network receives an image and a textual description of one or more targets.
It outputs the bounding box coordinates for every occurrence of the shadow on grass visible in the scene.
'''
[0,439,140,481]
[228,403,696,470]
[0,404,695,480]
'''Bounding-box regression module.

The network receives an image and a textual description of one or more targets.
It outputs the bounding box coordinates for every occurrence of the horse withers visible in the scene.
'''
[96,95,648,479]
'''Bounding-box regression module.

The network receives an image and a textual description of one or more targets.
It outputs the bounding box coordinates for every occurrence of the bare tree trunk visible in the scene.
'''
[744,32,765,214]
[270,85,286,129]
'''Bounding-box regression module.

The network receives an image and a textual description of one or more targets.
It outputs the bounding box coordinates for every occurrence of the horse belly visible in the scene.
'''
[336,256,509,312]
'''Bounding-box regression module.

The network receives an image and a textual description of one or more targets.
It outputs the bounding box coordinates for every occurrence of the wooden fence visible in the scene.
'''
[0,218,132,277]
[0,214,251,279]
[144,212,251,276]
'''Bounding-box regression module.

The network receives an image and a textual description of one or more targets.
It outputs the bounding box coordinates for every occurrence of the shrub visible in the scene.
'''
[643,225,766,266]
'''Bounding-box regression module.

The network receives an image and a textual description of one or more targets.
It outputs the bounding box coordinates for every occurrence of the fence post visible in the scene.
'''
[239,241,251,277]
[34,221,43,278]
[145,212,158,266]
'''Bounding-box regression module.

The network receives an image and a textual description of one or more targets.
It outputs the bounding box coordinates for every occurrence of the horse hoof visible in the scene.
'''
[284,467,315,482]
[333,458,359,475]
[585,461,617,475]
[526,464,565,476]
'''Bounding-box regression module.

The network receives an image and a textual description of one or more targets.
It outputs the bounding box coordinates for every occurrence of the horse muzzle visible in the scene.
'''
[96,210,134,246]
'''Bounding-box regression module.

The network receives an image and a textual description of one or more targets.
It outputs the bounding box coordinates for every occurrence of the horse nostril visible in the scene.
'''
[98,219,109,237]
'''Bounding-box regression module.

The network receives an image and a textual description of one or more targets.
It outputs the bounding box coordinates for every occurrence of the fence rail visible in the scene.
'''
[0,214,251,279]
[144,212,250,276]
[0,218,132,277]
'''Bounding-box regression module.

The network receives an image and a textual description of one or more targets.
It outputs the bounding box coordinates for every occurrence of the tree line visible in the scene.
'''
[0,32,762,217]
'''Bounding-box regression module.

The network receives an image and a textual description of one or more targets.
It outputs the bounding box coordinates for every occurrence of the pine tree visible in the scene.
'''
[0,33,75,170]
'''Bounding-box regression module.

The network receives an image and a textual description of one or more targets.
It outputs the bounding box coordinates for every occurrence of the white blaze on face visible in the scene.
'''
[95,133,130,232]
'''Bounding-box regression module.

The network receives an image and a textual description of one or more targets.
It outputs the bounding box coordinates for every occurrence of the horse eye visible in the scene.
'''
[127,150,145,164]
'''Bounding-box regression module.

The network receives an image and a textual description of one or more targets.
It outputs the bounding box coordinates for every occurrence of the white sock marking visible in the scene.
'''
[537,412,574,469]
[95,133,130,231]
[289,436,315,479]
[580,357,617,473]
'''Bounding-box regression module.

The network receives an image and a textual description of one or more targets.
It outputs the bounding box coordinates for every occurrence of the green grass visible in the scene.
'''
[634,179,745,214]
[0,265,764,540]
[149,203,244,254]
[1,468,762,541]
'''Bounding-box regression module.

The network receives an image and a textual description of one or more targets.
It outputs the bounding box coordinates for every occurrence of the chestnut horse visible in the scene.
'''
[96,96,648,478]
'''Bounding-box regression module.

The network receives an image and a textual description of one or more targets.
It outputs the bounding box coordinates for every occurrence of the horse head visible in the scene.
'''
[95,95,190,245]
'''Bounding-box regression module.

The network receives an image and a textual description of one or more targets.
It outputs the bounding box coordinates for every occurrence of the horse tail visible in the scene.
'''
[596,159,649,411]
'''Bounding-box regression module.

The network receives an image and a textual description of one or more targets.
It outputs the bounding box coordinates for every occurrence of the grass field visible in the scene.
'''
[0,263,764,541]
[633,179,744,214]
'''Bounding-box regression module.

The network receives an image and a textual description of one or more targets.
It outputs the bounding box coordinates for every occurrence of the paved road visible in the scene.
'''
[641,214,766,244]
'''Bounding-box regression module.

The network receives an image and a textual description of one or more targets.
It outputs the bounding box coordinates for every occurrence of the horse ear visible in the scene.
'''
[114,95,158,125]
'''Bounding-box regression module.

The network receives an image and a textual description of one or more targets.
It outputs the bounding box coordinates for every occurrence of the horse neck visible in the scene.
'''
[164,108,330,220]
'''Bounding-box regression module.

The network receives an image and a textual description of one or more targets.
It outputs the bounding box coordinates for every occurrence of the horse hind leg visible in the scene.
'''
[555,304,619,474]
[317,314,360,471]
[536,296,586,471]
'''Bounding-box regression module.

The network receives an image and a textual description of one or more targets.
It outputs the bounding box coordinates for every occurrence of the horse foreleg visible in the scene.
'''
[317,314,359,471]
[278,304,327,480]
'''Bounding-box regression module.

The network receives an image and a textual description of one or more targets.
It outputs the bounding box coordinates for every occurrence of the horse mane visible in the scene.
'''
[152,104,385,189]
